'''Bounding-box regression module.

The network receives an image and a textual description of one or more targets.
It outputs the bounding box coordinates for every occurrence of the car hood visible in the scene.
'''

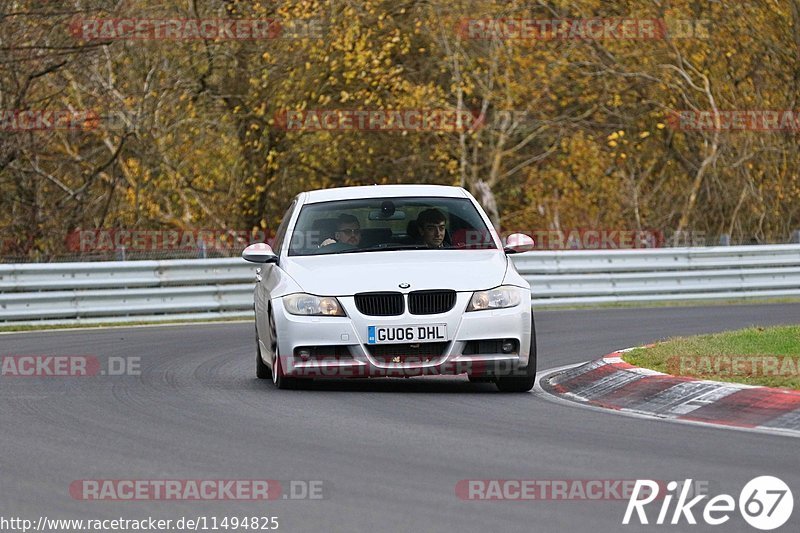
[281,250,508,295]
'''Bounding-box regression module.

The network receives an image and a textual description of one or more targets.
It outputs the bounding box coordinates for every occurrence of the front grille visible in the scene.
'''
[354,292,404,316]
[368,342,448,363]
[408,290,457,315]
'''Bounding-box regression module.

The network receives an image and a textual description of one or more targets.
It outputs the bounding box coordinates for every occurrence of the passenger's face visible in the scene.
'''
[335,223,361,245]
[422,222,446,247]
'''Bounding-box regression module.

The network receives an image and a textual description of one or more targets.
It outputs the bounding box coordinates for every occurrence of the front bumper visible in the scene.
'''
[272,290,532,378]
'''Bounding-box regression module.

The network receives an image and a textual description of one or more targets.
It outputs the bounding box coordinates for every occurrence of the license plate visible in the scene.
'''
[367,324,447,344]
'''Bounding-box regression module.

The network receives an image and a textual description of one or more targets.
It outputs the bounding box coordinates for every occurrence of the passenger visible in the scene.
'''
[416,208,447,248]
[320,214,361,247]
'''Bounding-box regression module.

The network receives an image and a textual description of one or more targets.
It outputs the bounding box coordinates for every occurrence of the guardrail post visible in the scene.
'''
[116,245,126,261]
[198,238,207,259]
[791,230,800,244]
[719,234,730,246]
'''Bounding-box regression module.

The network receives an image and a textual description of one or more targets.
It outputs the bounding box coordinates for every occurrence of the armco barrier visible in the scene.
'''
[514,244,800,306]
[1,245,799,325]
[0,260,255,325]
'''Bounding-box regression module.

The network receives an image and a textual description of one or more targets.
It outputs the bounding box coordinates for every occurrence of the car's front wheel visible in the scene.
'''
[494,315,537,393]
[256,326,270,379]
[269,308,297,390]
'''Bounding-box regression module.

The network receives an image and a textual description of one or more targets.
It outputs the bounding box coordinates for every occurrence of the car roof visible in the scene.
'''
[302,184,469,204]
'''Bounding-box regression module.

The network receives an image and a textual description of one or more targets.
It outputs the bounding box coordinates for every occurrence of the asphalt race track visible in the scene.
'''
[2,303,799,533]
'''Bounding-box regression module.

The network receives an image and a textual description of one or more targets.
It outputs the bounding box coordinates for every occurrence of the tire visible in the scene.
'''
[495,314,537,393]
[269,309,296,390]
[256,325,270,379]
[271,346,296,390]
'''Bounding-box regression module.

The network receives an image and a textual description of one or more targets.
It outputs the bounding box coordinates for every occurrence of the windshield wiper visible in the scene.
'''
[336,243,431,254]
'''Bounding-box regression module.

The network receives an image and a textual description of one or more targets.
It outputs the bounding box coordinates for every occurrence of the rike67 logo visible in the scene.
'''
[623,476,794,530]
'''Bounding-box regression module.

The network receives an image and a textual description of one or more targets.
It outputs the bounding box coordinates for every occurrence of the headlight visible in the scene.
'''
[467,285,521,311]
[283,293,346,316]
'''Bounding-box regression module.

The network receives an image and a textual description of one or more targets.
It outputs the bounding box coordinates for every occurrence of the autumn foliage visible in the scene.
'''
[1,0,799,259]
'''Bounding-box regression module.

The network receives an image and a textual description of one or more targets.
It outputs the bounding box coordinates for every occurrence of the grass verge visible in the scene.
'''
[624,325,800,390]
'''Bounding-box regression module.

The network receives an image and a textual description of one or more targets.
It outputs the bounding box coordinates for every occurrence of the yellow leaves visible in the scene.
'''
[690,52,706,65]
[13,0,797,256]
[125,158,141,175]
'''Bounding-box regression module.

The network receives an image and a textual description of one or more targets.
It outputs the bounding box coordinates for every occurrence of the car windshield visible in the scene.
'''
[287,197,497,256]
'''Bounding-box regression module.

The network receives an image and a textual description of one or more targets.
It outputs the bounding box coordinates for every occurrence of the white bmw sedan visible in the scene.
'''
[242,184,536,392]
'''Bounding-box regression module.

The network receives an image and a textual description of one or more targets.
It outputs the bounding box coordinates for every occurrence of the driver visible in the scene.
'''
[320,214,361,247]
[416,208,447,248]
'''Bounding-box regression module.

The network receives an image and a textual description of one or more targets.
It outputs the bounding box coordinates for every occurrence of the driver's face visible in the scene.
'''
[335,223,361,245]
[422,222,446,247]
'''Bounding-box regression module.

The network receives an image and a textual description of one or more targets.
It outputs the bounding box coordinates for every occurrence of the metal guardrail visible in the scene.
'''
[1,245,799,325]
[0,260,255,324]
[514,245,800,306]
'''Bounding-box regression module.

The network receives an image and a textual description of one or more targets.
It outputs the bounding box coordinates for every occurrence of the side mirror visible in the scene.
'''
[242,243,278,264]
[503,233,535,254]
